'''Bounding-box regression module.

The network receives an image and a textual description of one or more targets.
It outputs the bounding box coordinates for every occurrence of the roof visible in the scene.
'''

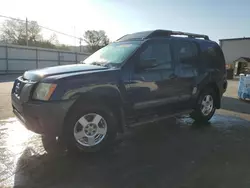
[234,57,250,63]
[219,37,250,42]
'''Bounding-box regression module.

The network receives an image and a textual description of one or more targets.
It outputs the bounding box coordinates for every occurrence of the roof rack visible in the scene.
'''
[117,30,209,41]
[170,31,209,40]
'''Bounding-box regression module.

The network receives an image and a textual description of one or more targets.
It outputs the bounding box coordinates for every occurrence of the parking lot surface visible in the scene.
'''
[1,75,250,188]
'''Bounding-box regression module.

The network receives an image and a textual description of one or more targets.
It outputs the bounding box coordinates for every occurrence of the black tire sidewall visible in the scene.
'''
[64,104,117,153]
[192,88,216,122]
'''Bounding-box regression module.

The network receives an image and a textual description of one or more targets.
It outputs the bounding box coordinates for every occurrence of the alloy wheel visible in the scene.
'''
[73,113,107,147]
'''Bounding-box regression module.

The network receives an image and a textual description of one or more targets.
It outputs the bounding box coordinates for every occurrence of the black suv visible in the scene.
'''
[11,30,227,153]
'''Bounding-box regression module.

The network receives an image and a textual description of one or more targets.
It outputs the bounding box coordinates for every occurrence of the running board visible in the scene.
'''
[127,110,193,128]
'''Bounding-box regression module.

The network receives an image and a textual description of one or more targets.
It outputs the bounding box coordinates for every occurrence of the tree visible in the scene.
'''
[0,19,70,50]
[47,33,70,50]
[0,19,42,45]
[83,30,110,53]
[48,33,59,45]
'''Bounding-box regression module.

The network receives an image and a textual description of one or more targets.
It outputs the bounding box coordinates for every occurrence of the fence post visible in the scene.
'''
[36,48,38,69]
[75,52,78,64]
[5,45,8,73]
[58,51,60,65]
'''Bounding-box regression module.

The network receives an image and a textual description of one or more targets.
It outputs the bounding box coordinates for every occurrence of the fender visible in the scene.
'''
[62,84,123,102]
[62,84,126,133]
[193,70,222,108]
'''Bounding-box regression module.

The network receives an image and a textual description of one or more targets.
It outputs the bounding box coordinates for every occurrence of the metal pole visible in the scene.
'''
[26,17,28,46]
[79,38,82,52]
[74,26,76,49]
[5,45,8,73]
[36,48,38,69]
[58,51,61,65]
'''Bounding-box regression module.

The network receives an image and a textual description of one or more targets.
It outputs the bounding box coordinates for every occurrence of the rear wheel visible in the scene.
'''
[191,88,216,122]
[64,104,117,153]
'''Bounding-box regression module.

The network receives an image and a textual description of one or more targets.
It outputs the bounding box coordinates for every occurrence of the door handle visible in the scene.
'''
[169,74,177,79]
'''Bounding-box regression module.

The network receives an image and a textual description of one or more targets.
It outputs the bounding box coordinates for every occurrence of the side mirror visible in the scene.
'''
[136,58,158,71]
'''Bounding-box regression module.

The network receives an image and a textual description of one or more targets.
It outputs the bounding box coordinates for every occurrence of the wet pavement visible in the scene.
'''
[0,118,43,187]
[1,112,250,188]
[1,78,250,188]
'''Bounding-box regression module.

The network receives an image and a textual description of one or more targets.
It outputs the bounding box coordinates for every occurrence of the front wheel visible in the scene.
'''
[64,104,117,153]
[190,88,216,122]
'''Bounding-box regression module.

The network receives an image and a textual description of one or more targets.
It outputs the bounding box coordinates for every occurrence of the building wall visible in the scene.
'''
[220,38,250,64]
[0,44,91,73]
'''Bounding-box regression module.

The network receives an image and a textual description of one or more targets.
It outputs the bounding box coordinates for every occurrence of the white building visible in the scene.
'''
[220,37,250,75]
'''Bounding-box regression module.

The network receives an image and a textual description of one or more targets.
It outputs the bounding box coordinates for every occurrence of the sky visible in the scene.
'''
[1,0,250,45]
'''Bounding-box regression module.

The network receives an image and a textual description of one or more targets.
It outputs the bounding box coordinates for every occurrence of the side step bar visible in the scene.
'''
[127,110,193,128]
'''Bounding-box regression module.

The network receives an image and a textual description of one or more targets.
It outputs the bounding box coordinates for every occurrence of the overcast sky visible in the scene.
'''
[2,0,250,45]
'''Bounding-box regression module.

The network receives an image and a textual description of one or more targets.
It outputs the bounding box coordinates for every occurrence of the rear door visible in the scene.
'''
[173,39,199,106]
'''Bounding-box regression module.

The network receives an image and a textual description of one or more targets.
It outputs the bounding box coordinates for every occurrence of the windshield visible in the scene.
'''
[83,42,140,67]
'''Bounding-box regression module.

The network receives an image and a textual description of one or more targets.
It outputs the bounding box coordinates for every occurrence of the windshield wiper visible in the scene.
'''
[91,62,103,66]
[91,62,112,68]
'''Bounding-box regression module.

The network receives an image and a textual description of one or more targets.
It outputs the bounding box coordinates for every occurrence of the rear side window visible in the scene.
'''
[174,40,198,68]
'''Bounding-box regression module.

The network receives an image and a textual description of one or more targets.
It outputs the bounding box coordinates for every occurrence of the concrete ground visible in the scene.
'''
[0,76,250,188]
[0,75,18,120]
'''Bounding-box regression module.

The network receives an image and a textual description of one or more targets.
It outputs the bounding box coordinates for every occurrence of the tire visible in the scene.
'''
[190,88,216,122]
[64,104,117,153]
[41,135,64,154]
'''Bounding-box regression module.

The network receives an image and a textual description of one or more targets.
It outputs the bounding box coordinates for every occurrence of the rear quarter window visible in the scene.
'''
[200,42,225,70]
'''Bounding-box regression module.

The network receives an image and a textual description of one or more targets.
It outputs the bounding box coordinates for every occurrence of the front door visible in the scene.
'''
[127,39,178,111]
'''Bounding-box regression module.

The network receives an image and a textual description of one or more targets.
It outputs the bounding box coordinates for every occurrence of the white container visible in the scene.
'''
[238,74,250,100]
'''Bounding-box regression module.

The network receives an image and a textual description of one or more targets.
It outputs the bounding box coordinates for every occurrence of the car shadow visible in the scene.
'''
[221,96,250,114]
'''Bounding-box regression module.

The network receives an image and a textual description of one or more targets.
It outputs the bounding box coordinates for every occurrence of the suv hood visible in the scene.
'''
[23,64,108,81]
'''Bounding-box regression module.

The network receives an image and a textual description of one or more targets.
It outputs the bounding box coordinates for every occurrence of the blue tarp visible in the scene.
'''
[238,74,250,100]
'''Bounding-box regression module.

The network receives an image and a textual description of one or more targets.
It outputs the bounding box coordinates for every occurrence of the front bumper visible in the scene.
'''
[12,94,75,136]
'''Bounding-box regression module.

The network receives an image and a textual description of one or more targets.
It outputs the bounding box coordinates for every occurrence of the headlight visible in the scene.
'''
[33,83,57,101]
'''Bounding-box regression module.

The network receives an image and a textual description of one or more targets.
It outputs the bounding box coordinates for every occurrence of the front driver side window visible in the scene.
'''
[140,41,172,70]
